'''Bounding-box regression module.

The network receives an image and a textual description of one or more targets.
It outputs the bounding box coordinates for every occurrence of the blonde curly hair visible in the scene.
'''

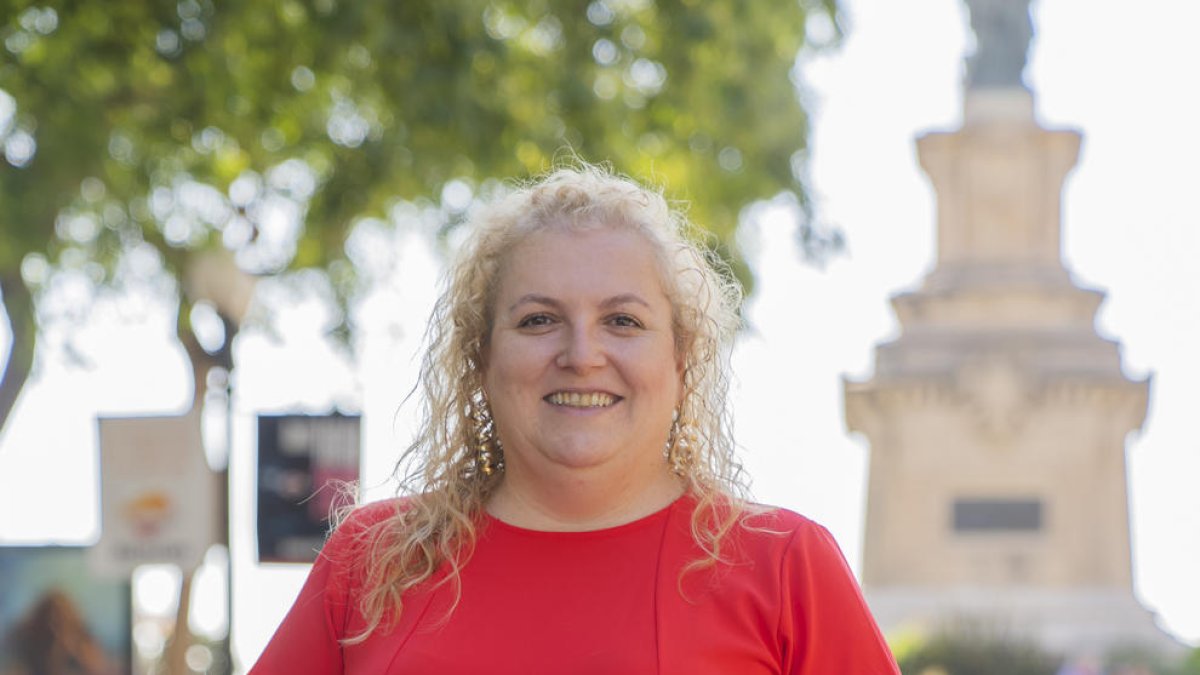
[344,162,749,642]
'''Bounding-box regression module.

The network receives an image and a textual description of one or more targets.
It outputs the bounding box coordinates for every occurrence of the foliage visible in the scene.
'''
[896,626,1062,675]
[1103,644,1200,675]
[0,0,841,433]
[1182,646,1200,675]
[895,624,1199,675]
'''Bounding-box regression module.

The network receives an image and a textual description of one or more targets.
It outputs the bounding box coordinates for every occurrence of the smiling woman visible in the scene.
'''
[483,227,685,529]
[250,164,900,674]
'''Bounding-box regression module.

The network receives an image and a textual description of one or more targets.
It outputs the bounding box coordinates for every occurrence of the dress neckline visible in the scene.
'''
[482,494,686,539]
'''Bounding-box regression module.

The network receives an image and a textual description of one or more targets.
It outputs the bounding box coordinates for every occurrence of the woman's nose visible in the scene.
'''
[555,326,606,371]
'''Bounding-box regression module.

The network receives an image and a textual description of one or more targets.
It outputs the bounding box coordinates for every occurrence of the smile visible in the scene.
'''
[544,391,620,408]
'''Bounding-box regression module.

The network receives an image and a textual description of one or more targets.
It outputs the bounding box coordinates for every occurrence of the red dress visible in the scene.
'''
[251,496,899,674]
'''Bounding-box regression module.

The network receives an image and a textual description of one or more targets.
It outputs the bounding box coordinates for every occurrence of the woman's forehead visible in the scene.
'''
[499,228,667,291]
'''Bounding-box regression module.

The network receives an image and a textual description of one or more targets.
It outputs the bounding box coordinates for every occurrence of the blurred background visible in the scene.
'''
[1,0,1197,673]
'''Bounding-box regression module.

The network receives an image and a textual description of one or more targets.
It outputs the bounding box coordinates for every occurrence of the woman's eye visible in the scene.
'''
[609,314,643,328]
[517,314,554,328]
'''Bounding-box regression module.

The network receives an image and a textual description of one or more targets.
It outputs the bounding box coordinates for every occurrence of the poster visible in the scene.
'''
[90,413,216,578]
[257,413,360,563]
[0,546,133,675]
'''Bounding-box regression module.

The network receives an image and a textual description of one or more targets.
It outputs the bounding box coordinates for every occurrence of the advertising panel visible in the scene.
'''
[256,413,360,563]
[0,546,133,675]
[90,413,216,578]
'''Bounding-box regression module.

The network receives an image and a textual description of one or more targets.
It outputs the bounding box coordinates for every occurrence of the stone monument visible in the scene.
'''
[843,0,1181,658]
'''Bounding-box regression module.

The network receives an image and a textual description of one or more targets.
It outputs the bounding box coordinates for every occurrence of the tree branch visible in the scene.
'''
[0,272,36,440]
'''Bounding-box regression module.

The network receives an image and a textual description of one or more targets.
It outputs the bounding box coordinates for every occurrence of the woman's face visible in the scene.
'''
[483,226,682,487]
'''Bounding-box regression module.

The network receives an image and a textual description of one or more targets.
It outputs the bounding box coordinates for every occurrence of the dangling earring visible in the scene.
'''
[665,410,696,477]
[471,393,504,477]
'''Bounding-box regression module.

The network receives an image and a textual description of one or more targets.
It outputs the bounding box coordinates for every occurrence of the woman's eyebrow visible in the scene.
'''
[508,294,560,312]
[507,293,651,313]
[599,293,651,310]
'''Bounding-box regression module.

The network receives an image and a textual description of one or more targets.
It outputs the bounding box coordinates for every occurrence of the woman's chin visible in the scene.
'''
[526,437,635,473]
[546,445,620,470]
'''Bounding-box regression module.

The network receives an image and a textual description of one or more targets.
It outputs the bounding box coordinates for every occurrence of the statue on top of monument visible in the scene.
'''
[964,0,1034,89]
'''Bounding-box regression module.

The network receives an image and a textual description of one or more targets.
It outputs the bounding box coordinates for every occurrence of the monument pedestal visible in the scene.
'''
[844,91,1181,657]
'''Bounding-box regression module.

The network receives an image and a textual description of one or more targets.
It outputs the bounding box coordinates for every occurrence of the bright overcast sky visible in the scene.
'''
[0,0,1197,667]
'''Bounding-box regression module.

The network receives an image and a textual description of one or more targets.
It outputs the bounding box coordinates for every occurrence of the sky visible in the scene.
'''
[0,0,1197,669]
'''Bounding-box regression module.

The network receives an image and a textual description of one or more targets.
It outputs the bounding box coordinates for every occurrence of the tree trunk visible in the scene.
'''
[180,328,212,416]
[174,297,238,674]
[0,271,36,440]
[164,567,195,675]
[176,299,238,412]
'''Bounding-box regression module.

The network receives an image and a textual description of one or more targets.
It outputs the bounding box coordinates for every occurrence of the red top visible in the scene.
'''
[251,496,899,674]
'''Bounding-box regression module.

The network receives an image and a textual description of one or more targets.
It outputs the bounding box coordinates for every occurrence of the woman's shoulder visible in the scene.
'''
[740,504,859,579]
[338,497,407,529]
[319,497,407,560]
[311,498,408,596]
[727,502,845,560]
[673,494,825,535]
[741,503,821,532]
[671,495,838,559]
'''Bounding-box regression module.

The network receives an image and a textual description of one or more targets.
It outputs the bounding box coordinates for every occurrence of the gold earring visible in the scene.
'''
[472,394,504,476]
[666,412,696,477]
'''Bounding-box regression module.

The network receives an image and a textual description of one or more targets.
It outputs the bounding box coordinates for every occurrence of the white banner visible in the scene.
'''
[89,413,216,577]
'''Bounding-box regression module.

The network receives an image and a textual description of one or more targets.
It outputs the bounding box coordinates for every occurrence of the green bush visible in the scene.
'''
[1181,647,1200,675]
[895,629,1198,675]
[896,627,1061,675]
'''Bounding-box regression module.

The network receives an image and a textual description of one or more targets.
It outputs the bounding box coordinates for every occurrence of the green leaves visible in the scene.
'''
[0,0,841,424]
[4,0,840,273]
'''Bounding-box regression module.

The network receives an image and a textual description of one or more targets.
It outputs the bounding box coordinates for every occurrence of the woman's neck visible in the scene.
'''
[485,466,684,532]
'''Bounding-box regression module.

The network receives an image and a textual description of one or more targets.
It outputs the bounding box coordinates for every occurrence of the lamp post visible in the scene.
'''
[183,249,257,675]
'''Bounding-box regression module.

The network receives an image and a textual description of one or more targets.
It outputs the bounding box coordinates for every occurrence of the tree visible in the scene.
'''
[0,0,841,436]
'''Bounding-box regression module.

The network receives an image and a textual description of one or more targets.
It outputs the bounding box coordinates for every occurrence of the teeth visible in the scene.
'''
[547,392,616,408]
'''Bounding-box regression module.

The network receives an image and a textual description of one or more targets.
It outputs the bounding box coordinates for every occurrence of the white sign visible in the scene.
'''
[89,413,216,577]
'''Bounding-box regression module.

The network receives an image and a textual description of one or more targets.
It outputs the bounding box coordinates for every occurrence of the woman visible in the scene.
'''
[252,165,900,673]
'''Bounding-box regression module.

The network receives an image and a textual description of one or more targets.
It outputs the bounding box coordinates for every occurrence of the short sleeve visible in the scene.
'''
[779,521,900,675]
[249,501,396,675]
